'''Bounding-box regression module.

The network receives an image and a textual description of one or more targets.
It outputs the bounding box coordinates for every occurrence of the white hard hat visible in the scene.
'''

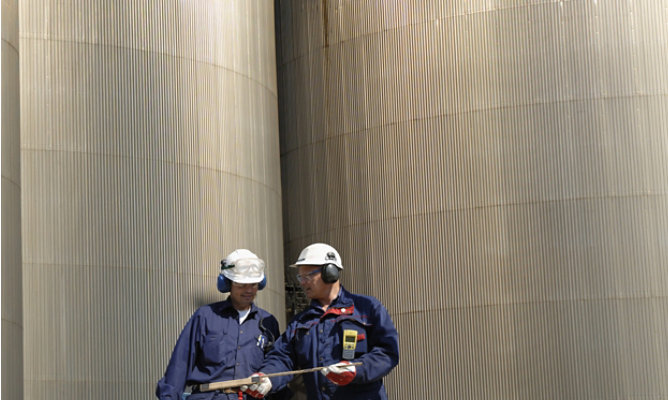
[221,249,266,284]
[290,243,343,270]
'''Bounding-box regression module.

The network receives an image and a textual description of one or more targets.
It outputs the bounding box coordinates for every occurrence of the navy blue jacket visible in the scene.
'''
[261,287,399,400]
[156,298,281,400]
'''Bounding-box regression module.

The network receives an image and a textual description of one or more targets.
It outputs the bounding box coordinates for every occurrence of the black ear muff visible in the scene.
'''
[321,263,340,283]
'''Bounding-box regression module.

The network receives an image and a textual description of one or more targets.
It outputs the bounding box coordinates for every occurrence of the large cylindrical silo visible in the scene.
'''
[2,0,23,398]
[20,1,283,398]
[276,1,668,398]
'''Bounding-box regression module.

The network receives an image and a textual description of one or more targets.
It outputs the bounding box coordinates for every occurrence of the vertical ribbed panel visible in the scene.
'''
[276,0,668,398]
[2,0,23,398]
[19,1,283,398]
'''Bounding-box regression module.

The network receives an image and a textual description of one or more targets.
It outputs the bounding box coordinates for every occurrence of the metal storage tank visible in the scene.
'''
[19,1,283,398]
[275,1,668,398]
[2,0,23,398]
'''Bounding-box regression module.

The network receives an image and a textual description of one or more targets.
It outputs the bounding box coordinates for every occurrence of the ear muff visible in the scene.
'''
[218,274,267,292]
[217,274,231,293]
[321,263,340,283]
[258,276,267,290]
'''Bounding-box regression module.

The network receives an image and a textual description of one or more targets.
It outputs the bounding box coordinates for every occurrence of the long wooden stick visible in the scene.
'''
[198,362,363,392]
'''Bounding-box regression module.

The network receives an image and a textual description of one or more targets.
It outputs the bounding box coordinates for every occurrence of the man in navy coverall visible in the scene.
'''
[157,249,288,400]
[242,243,400,400]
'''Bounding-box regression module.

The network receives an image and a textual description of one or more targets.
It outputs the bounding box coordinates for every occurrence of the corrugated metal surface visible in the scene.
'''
[2,0,23,398]
[19,1,283,398]
[276,0,668,398]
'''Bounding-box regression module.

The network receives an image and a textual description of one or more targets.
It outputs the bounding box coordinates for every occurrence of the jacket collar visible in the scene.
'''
[308,286,355,317]
[218,297,258,316]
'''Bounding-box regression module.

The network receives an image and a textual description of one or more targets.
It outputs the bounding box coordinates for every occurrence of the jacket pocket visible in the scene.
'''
[338,319,368,356]
[292,326,314,365]
[200,334,231,366]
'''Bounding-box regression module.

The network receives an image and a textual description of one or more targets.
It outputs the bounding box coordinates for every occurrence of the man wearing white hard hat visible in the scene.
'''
[157,249,289,400]
[242,243,400,400]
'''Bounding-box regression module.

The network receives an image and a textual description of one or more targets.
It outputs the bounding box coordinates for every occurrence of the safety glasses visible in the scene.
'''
[295,269,321,283]
[222,258,265,281]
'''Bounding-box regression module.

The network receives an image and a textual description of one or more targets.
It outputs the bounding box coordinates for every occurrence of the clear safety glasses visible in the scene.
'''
[295,269,321,283]
[222,258,265,282]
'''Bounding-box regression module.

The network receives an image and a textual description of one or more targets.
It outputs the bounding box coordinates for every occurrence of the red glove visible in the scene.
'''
[240,372,271,399]
[321,361,356,386]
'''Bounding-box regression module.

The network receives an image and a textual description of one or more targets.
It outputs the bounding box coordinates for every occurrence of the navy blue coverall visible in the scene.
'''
[260,287,400,400]
[156,299,282,400]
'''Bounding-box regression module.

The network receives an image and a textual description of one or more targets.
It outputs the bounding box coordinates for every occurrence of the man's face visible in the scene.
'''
[296,265,327,300]
[229,281,259,310]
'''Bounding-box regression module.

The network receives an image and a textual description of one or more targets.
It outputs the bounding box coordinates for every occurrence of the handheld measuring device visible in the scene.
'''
[342,329,358,360]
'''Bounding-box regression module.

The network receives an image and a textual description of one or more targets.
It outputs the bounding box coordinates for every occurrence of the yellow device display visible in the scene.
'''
[342,329,358,360]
